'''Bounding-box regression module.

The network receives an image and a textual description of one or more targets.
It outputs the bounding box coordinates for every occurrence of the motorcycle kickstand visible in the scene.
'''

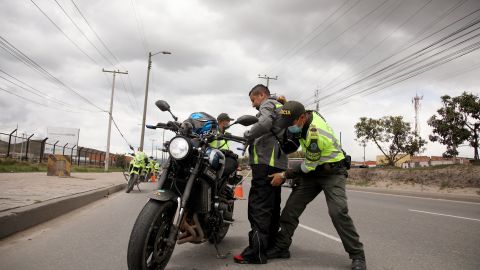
[213,234,229,259]
[136,183,141,192]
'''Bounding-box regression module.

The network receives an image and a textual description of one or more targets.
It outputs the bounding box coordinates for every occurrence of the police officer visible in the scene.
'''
[233,84,288,264]
[268,101,366,270]
[209,113,234,150]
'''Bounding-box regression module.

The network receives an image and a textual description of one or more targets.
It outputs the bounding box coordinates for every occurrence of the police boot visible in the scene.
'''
[351,258,366,270]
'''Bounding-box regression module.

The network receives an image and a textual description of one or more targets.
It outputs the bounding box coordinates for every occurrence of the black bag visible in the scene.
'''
[342,150,351,170]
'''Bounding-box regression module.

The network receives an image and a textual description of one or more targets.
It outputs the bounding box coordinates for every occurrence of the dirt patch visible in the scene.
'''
[347,165,480,195]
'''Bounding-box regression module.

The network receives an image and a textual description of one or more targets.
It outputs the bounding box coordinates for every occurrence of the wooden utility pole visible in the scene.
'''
[258,74,278,88]
[102,68,128,171]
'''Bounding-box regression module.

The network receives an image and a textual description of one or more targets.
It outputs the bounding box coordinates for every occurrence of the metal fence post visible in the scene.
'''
[6,129,17,158]
[53,141,59,154]
[40,137,48,163]
[62,143,68,156]
[77,147,83,166]
[24,134,34,161]
[70,145,77,164]
[85,150,89,166]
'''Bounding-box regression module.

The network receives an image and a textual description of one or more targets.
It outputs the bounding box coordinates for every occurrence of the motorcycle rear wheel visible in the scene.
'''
[126,174,137,193]
[127,200,177,270]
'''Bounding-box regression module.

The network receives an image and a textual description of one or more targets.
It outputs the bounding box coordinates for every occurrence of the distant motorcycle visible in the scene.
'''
[127,100,257,270]
[126,151,148,193]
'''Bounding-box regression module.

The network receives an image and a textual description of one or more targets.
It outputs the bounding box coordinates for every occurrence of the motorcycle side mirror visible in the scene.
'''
[129,145,134,151]
[155,100,170,111]
[234,115,258,126]
[155,100,178,121]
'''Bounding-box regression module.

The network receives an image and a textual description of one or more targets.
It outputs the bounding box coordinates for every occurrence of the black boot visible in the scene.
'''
[351,258,366,270]
[266,247,291,260]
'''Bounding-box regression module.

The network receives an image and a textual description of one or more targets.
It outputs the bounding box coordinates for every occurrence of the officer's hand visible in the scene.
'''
[269,173,284,186]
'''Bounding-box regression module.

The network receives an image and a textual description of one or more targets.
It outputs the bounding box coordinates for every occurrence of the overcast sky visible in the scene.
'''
[1,0,479,161]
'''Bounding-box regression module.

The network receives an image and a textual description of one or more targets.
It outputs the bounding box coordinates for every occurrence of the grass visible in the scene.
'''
[0,158,125,173]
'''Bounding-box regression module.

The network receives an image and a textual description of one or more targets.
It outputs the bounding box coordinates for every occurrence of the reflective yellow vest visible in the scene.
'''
[209,131,230,150]
[299,112,344,173]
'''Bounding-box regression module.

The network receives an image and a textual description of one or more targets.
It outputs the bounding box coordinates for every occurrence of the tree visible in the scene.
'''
[354,116,426,166]
[428,92,479,160]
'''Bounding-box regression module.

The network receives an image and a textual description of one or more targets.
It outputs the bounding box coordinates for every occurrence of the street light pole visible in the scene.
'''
[103,68,128,171]
[139,51,171,151]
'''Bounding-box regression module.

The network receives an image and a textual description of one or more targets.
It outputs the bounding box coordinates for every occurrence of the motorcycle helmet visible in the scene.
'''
[186,112,218,135]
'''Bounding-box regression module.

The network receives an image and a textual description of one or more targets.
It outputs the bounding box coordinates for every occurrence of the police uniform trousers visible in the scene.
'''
[241,164,283,263]
[275,170,365,259]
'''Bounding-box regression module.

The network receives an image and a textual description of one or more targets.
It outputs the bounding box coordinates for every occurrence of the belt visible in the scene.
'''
[314,160,345,172]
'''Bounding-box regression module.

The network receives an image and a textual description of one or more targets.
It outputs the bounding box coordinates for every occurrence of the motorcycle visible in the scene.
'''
[145,158,160,182]
[127,100,257,270]
[126,150,148,193]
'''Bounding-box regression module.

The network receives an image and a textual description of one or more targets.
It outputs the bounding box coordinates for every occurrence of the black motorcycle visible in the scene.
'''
[127,100,257,270]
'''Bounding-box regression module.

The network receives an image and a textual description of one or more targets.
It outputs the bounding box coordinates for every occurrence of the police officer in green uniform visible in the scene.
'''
[268,101,366,270]
[233,84,288,264]
[209,113,234,150]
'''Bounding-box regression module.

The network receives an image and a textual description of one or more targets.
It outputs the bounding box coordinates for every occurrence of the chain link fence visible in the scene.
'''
[0,129,125,168]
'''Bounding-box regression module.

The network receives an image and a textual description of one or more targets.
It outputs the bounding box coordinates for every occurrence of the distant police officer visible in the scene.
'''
[268,101,366,270]
[210,113,234,150]
[234,84,288,264]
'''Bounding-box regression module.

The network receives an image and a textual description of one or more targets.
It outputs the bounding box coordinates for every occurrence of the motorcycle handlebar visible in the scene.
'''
[220,134,247,143]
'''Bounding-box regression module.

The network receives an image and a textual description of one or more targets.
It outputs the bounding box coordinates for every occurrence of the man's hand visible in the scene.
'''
[270,172,285,186]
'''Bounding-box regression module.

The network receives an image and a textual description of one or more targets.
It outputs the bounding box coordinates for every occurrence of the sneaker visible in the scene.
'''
[266,247,291,260]
[351,258,366,270]
[233,254,267,264]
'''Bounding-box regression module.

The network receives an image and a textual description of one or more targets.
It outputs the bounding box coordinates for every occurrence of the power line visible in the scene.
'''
[69,0,122,65]
[307,14,480,107]
[264,0,352,74]
[30,0,100,66]
[315,0,473,101]
[130,0,149,53]
[69,0,140,109]
[0,36,105,112]
[53,0,116,67]
[318,38,480,111]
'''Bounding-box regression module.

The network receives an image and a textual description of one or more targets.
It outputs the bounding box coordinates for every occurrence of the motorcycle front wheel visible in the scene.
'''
[126,174,137,193]
[127,200,177,270]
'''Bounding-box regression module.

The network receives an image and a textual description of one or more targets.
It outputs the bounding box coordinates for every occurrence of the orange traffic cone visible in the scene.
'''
[234,183,245,200]
[151,174,156,182]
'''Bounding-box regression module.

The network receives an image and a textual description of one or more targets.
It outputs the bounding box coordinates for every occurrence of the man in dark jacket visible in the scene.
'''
[233,84,288,264]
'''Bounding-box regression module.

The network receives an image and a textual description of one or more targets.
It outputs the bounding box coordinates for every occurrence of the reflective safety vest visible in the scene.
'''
[209,131,230,150]
[299,112,345,173]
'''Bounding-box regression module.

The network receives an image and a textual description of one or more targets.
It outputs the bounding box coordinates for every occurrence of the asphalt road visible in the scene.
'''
[0,181,479,270]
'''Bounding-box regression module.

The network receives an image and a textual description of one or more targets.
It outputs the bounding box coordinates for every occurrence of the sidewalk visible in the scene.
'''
[0,172,126,239]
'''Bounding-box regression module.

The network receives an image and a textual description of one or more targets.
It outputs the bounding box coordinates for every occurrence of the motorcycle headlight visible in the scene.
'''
[168,136,191,160]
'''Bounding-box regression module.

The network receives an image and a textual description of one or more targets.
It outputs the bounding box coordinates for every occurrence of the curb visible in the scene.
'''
[0,183,127,239]
[347,185,480,203]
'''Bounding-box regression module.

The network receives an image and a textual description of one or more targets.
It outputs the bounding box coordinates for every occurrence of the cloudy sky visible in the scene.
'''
[1,0,479,161]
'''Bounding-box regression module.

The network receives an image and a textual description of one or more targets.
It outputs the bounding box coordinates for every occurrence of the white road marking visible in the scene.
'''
[348,189,480,205]
[298,224,341,242]
[409,209,480,222]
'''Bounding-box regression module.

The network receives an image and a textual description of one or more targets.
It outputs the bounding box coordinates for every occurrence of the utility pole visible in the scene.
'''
[150,138,156,157]
[412,93,423,136]
[315,89,320,112]
[140,51,172,151]
[362,141,366,166]
[103,68,128,171]
[258,74,278,88]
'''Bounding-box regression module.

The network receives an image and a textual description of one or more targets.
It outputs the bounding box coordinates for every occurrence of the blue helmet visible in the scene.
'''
[186,112,218,135]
